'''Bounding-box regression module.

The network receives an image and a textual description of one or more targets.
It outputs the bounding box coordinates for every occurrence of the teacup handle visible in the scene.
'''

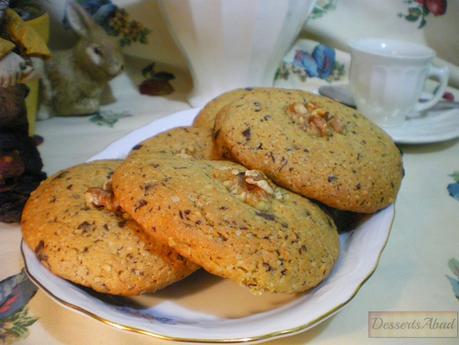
[415,65,449,112]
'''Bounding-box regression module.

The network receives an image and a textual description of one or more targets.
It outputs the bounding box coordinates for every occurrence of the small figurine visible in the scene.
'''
[38,1,124,118]
[0,0,48,223]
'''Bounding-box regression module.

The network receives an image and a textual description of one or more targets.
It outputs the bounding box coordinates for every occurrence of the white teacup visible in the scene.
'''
[349,38,449,128]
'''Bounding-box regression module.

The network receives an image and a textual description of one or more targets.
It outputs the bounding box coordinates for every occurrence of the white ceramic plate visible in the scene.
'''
[22,108,394,344]
[384,108,459,144]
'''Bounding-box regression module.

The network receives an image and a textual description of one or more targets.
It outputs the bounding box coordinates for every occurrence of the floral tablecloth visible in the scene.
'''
[1,51,459,344]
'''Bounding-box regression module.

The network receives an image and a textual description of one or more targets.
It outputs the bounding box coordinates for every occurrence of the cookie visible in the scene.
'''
[112,153,339,294]
[129,127,219,160]
[21,160,198,296]
[193,88,266,130]
[214,88,403,213]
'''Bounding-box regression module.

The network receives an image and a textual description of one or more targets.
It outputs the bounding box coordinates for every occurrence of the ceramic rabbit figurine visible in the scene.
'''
[39,1,124,118]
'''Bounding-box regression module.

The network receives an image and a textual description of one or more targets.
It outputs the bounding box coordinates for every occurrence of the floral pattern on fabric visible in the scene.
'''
[398,0,448,29]
[138,63,176,96]
[447,258,459,300]
[89,110,132,127]
[0,270,38,344]
[276,44,345,82]
[442,91,455,102]
[447,171,459,202]
[310,0,337,20]
[66,0,151,46]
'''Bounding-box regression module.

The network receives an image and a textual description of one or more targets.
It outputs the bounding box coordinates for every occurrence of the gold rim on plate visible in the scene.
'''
[21,208,394,344]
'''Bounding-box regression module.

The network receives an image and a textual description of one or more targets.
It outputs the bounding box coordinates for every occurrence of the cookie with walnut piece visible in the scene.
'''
[213,88,403,213]
[21,160,198,296]
[112,153,339,294]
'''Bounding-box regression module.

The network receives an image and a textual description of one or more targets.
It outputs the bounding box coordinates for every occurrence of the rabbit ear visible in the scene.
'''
[66,1,97,37]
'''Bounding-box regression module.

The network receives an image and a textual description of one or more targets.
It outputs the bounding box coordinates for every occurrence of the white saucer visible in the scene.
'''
[384,108,459,144]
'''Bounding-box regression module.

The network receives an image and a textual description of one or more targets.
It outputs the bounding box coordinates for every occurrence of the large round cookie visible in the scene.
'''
[214,89,403,213]
[21,161,198,296]
[112,153,339,294]
[193,88,267,130]
[129,127,219,160]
